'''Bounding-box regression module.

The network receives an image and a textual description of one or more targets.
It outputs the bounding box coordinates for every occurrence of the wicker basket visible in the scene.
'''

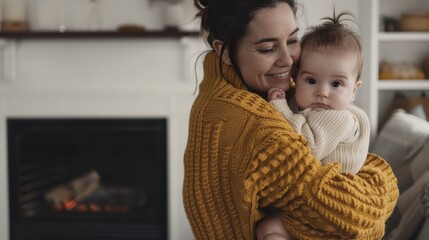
[400,13,429,32]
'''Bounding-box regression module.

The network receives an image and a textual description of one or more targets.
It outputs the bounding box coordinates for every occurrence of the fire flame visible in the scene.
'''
[64,200,78,210]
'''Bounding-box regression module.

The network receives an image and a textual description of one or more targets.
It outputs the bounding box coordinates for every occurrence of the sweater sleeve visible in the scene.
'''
[270,99,358,160]
[246,128,398,240]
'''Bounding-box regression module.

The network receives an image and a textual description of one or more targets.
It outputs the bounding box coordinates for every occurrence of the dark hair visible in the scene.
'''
[194,0,297,81]
[299,11,363,81]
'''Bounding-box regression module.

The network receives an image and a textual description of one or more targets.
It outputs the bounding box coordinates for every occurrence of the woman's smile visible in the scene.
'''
[268,71,290,80]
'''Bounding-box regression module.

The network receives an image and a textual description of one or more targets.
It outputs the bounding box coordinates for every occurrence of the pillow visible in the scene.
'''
[372,109,429,171]
[415,181,429,240]
[385,171,429,239]
[415,219,429,240]
[409,104,428,121]
[421,179,429,218]
[394,141,429,192]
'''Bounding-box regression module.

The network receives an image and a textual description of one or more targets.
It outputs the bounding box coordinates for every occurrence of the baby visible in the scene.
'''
[257,11,370,240]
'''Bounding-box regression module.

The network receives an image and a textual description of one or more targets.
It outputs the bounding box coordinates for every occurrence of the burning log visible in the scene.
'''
[44,170,145,213]
[44,170,101,206]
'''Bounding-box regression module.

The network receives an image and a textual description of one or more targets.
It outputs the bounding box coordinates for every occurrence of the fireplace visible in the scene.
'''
[7,118,168,240]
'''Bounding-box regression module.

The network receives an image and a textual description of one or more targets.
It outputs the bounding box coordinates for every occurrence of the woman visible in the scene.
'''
[183,0,398,239]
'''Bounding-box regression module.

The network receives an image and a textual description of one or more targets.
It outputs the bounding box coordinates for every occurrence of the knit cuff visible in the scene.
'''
[270,99,293,115]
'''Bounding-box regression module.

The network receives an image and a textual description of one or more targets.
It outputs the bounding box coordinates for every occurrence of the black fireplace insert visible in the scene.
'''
[7,118,168,240]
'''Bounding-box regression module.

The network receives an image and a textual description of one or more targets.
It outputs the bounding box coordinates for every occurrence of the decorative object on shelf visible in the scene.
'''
[162,0,185,31]
[400,12,429,32]
[117,24,146,32]
[1,21,28,32]
[382,16,399,32]
[1,0,28,32]
[379,60,425,80]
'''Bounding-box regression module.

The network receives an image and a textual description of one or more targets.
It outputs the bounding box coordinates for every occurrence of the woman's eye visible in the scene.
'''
[332,81,342,88]
[287,39,298,45]
[306,78,316,84]
[258,47,275,53]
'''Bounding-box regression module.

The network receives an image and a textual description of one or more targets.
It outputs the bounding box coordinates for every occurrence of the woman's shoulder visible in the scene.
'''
[195,79,296,131]
[212,87,277,117]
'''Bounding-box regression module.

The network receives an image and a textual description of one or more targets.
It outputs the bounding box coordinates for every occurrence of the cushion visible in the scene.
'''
[415,219,429,240]
[372,109,429,171]
[421,179,429,218]
[385,171,429,239]
[393,141,429,192]
[409,104,428,121]
[415,181,429,240]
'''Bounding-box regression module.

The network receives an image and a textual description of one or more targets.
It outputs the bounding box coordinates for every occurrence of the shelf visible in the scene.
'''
[0,30,200,39]
[379,32,429,41]
[377,80,429,90]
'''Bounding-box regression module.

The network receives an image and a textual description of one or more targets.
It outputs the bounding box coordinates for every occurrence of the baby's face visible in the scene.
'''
[294,50,362,111]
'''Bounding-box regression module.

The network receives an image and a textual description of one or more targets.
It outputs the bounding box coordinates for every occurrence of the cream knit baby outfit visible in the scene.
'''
[270,99,370,174]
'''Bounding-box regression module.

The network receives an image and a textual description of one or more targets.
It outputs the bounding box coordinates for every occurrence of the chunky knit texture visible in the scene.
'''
[183,51,399,240]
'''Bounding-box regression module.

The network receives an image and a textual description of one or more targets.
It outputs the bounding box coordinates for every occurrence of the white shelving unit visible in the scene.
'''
[379,32,429,42]
[378,80,429,90]
[359,0,429,136]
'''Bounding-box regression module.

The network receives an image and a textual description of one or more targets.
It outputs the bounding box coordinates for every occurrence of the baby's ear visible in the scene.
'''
[212,40,232,65]
[352,80,363,101]
[355,80,362,90]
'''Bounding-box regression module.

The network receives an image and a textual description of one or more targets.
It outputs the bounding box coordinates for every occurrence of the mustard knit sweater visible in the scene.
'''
[183,52,399,240]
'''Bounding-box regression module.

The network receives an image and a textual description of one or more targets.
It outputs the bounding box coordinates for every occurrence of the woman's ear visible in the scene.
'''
[212,40,232,65]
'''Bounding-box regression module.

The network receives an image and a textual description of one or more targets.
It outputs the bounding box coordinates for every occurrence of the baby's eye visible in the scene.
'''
[331,81,342,88]
[306,78,316,84]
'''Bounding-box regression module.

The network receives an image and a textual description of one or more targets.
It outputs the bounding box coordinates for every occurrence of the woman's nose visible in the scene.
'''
[276,48,293,67]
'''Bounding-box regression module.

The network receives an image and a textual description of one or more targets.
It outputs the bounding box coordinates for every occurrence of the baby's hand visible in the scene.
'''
[268,88,286,101]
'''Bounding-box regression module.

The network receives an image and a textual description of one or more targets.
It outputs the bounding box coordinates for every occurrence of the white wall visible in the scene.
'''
[0,1,361,240]
[297,0,360,32]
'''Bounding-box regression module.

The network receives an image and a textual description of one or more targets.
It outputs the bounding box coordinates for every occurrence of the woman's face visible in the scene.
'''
[237,2,301,94]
